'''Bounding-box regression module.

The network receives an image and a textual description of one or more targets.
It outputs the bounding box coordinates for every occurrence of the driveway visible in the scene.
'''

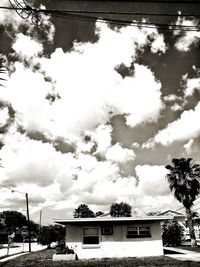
[0,242,46,258]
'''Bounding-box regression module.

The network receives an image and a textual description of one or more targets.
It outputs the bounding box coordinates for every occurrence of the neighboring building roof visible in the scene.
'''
[55,215,173,225]
[157,210,185,220]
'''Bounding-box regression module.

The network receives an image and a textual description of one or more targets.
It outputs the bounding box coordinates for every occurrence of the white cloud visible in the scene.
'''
[174,17,200,52]
[164,94,182,102]
[107,64,164,127]
[135,165,170,197]
[0,107,9,127]
[171,103,183,111]
[76,124,112,154]
[183,138,194,154]
[151,102,200,146]
[0,18,169,223]
[0,22,165,144]
[12,33,43,57]
[151,34,166,54]
[105,143,135,163]
[183,74,200,97]
[36,22,164,136]
[0,1,55,43]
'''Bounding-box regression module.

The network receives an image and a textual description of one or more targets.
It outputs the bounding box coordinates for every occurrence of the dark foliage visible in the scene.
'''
[162,220,185,247]
[37,224,65,248]
[73,204,95,218]
[110,202,132,217]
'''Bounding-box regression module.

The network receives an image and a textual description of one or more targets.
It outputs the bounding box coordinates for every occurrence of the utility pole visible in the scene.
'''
[39,209,42,232]
[25,193,31,252]
[0,185,32,252]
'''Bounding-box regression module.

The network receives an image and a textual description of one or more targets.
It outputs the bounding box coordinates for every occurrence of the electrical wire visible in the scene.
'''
[0,5,200,31]
[1,6,200,17]
[44,12,200,32]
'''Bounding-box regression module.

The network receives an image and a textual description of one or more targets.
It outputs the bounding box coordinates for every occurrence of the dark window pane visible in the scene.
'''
[83,236,99,244]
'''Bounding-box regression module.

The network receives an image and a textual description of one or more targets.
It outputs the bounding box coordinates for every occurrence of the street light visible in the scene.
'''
[0,185,31,252]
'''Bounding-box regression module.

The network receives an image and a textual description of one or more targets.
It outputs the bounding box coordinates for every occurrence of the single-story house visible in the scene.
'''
[55,215,173,259]
[157,210,185,221]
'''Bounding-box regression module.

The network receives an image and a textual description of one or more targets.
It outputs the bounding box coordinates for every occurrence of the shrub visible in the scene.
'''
[162,220,184,246]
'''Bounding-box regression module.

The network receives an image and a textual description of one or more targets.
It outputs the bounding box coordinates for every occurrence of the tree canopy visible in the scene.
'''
[166,158,200,209]
[162,220,185,247]
[0,211,27,232]
[110,202,132,217]
[73,204,95,218]
[37,224,65,248]
[165,157,200,247]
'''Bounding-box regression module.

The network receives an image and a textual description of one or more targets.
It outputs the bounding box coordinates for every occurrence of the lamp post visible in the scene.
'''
[25,193,31,252]
[0,185,31,252]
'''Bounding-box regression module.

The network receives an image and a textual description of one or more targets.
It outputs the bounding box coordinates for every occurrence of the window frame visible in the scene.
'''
[82,227,100,246]
[126,225,151,238]
[101,225,113,235]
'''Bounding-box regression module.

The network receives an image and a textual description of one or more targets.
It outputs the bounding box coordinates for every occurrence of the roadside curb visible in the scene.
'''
[0,252,29,262]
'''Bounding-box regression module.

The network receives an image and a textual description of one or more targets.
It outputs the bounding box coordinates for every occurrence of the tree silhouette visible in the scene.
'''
[165,158,200,247]
[37,225,65,248]
[73,204,95,218]
[110,202,132,217]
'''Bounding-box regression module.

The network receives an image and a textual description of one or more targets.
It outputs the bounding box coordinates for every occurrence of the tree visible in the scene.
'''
[0,211,27,232]
[0,66,6,87]
[95,211,104,217]
[110,202,132,217]
[37,224,65,248]
[165,158,200,247]
[73,204,95,218]
[162,220,184,247]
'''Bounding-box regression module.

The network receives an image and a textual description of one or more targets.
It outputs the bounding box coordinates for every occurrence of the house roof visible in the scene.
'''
[157,209,184,216]
[157,210,185,220]
[55,215,174,225]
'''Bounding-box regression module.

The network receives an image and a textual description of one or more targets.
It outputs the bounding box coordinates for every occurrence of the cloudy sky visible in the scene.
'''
[0,0,200,225]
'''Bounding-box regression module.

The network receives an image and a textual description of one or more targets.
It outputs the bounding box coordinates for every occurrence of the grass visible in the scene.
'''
[0,249,200,267]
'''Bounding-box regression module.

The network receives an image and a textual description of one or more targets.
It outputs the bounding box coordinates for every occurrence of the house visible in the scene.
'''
[157,210,185,221]
[157,209,200,241]
[55,215,173,259]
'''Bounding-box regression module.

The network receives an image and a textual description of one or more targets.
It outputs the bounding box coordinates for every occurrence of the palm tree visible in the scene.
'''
[0,67,6,87]
[165,158,200,247]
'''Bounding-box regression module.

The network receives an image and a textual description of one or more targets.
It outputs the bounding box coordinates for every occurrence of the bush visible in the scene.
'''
[37,225,65,248]
[162,220,184,246]
[55,240,75,255]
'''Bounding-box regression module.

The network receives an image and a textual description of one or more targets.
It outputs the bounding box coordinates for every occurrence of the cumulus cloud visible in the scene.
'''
[182,73,200,97]
[36,22,164,136]
[0,21,165,144]
[76,124,112,154]
[12,33,43,57]
[135,165,170,197]
[174,17,200,52]
[0,107,10,127]
[149,102,200,146]
[0,14,170,223]
[105,143,135,163]
[0,1,55,43]
[171,103,183,111]
[183,138,194,154]
[163,94,182,102]
[107,64,164,127]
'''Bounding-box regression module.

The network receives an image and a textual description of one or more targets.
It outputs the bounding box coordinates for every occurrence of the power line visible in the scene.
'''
[1,6,200,17]
[0,5,200,32]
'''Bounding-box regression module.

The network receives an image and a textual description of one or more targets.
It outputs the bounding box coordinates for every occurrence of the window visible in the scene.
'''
[101,226,113,235]
[127,226,151,238]
[83,228,99,244]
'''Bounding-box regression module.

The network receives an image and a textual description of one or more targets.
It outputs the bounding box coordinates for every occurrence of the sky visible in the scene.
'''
[0,0,200,225]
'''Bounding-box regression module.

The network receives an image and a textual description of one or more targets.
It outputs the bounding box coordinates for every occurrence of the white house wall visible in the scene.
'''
[65,221,164,259]
[67,240,163,259]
